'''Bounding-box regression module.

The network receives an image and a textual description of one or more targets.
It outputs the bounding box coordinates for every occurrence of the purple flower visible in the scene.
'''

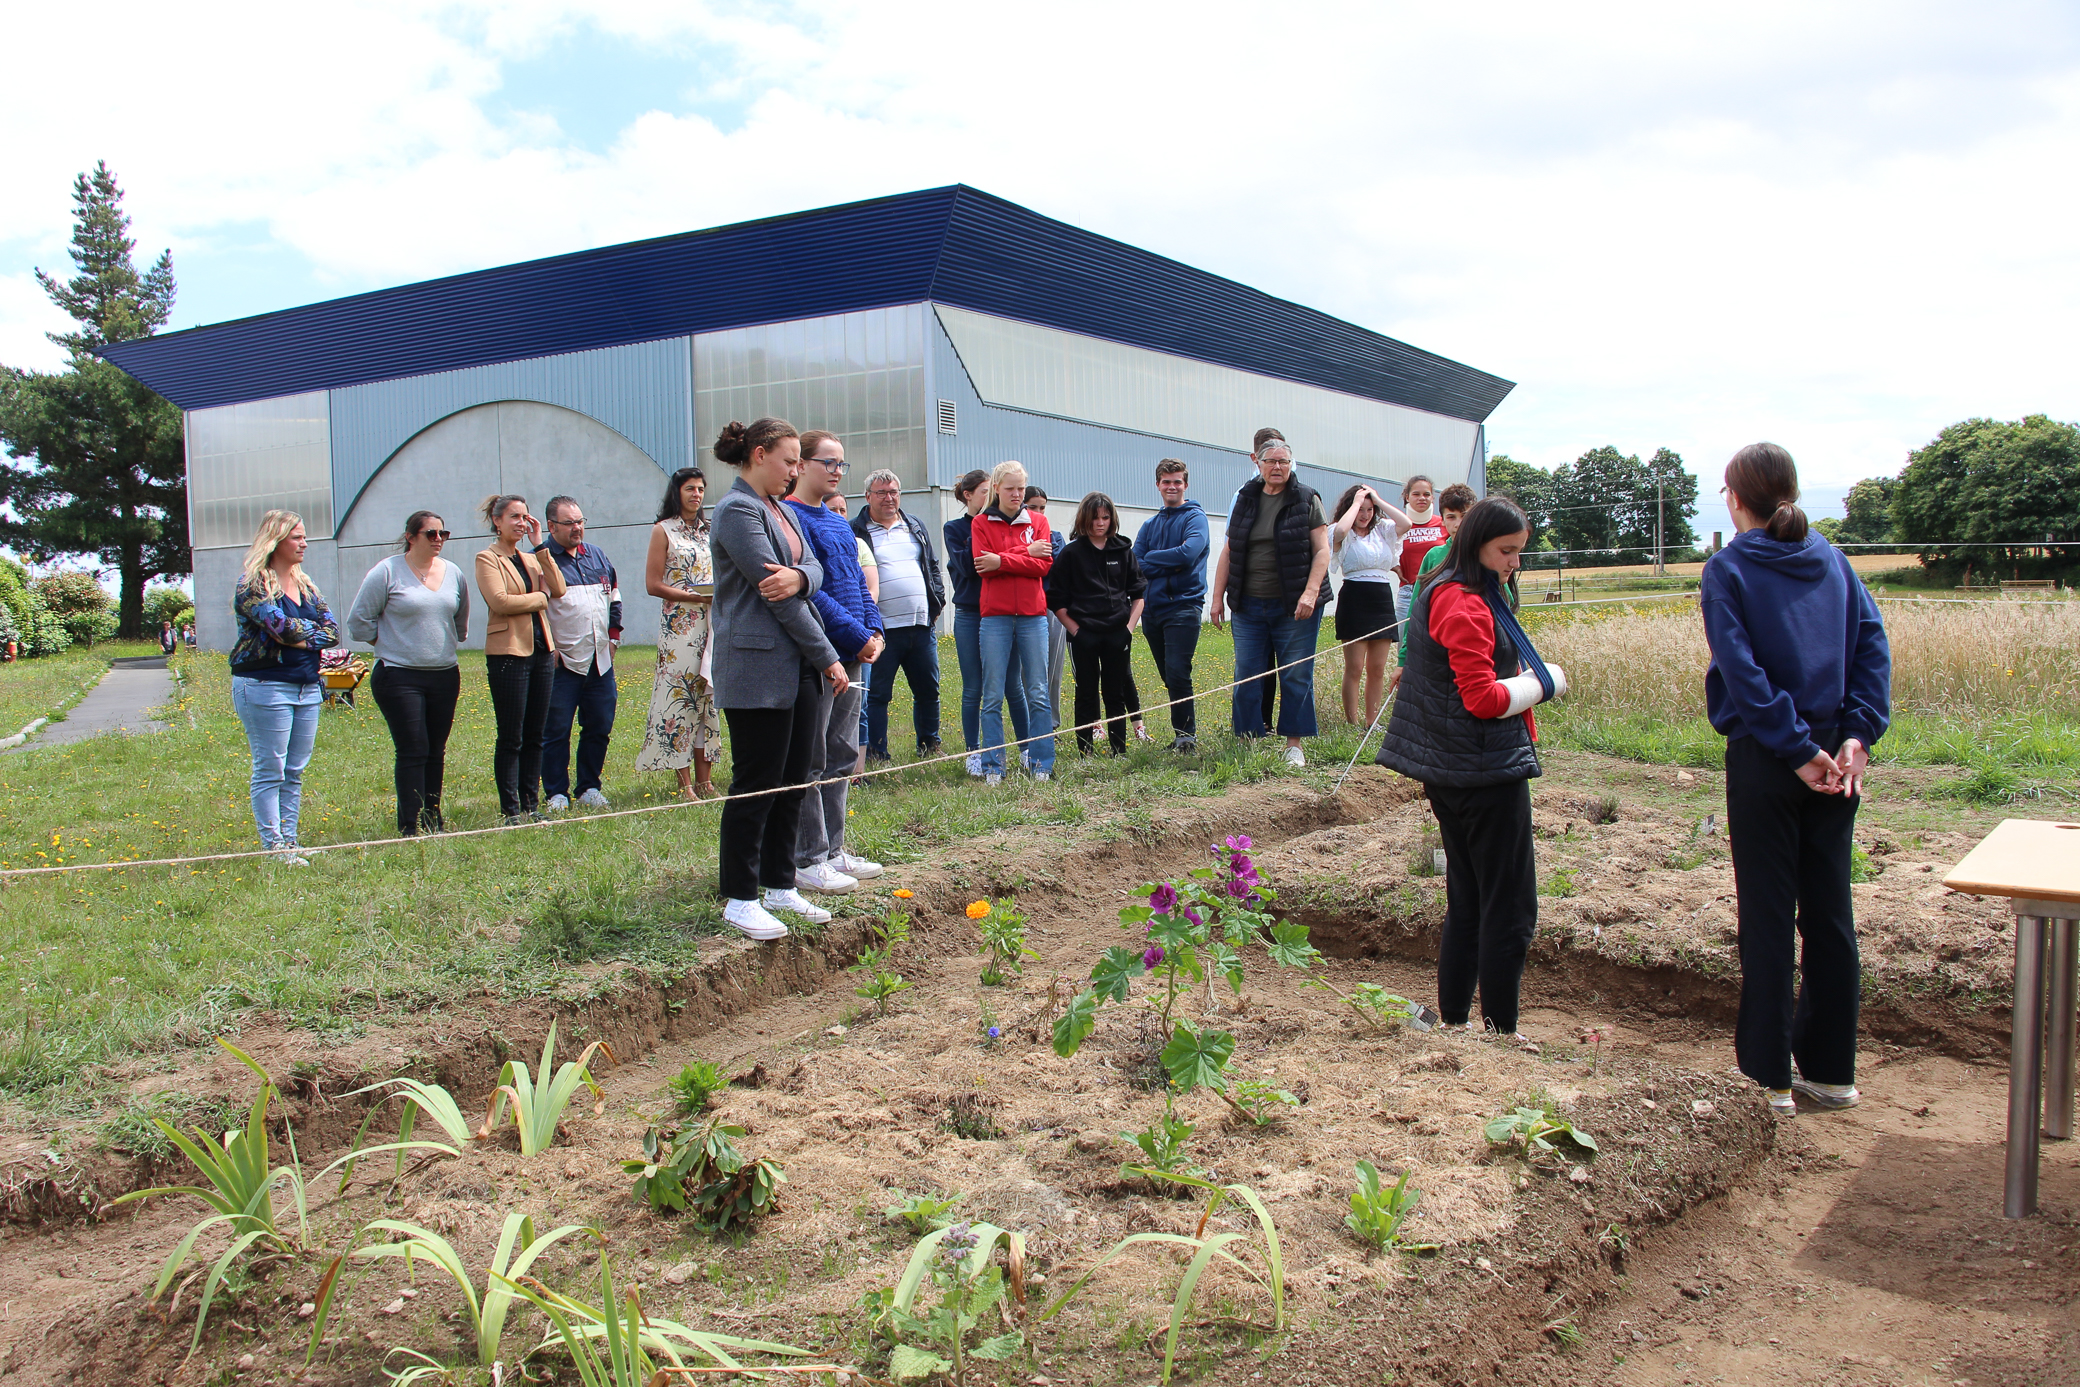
[1143,946,1165,968]
[1230,853,1257,880]
[1182,906,1203,927]
[987,1026,1000,1038]
[1226,879,1251,899]
[1225,834,1253,852]
[1148,882,1179,915]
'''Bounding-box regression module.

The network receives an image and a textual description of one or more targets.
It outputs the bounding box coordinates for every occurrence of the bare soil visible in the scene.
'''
[0,752,2069,1387]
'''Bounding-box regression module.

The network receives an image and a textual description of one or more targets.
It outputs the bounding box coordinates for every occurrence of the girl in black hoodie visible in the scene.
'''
[1046,492,1148,755]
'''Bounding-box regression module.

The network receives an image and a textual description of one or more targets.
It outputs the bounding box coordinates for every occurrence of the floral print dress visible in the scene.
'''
[636,516,723,770]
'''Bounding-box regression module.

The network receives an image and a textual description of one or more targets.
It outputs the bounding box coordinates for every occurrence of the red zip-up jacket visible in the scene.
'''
[972,504,1054,617]
[1429,581,1538,741]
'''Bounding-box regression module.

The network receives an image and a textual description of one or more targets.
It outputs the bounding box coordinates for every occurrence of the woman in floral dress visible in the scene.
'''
[637,467,724,796]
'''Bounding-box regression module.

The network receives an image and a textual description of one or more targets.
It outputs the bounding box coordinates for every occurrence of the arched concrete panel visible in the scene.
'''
[335,401,669,648]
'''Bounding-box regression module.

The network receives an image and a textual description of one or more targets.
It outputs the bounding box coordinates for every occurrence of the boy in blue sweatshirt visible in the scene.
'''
[1132,459,1210,749]
[1702,443,1890,1118]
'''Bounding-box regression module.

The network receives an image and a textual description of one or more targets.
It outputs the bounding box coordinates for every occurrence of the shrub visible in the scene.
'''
[32,571,117,647]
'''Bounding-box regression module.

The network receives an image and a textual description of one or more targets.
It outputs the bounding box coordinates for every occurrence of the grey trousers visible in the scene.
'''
[797,660,863,868]
[1046,612,1067,734]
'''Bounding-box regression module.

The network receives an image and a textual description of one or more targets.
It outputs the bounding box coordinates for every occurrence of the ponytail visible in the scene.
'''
[1725,443,1808,542]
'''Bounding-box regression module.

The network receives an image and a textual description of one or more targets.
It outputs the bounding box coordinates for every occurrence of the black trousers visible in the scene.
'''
[369,662,460,834]
[1142,611,1199,737]
[486,647,555,816]
[1726,735,1862,1089]
[1069,625,1137,753]
[1426,778,1538,1032]
[718,662,820,902]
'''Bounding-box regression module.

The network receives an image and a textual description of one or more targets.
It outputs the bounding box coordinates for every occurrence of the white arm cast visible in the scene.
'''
[1498,663,1569,717]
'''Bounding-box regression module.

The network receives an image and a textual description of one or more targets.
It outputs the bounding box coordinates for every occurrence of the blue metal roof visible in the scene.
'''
[100,185,1513,423]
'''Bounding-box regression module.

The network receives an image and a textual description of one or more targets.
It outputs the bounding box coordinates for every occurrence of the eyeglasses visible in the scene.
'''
[813,457,848,473]
[419,529,451,540]
[868,487,900,498]
[549,515,582,527]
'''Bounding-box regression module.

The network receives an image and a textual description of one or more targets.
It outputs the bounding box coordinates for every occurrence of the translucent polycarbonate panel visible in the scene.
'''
[934,305,1479,484]
[693,305,929,487]
[186,391,333,548]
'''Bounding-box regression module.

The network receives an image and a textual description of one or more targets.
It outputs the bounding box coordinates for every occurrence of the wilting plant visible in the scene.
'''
[480,1019,615,1156]
[968,897,1038,986]
[339,1074,476,1193]
[1306,977,1424,1034]
[1484,1105,1600,1160]
[342,1214,589,1371]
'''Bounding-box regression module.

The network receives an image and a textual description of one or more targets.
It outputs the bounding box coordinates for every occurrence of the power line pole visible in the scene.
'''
[1654,471,1665,576]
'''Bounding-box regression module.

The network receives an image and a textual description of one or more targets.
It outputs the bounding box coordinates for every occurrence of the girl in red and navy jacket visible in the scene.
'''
[1375,497,1570,1044]
[971,461,1055,780]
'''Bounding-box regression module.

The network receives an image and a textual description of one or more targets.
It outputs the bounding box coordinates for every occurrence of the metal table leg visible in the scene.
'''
[2006,914,2047,1218]
[2046,917,2078,1142]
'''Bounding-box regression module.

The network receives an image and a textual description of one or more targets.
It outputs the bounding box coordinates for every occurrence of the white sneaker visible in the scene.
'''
[966,753,983,777]
[271,848,310,867]
[985,773,1003,786]
[577,788,610,808]
[764,888,832,924]
[1791,1076,1860,1109]
[797,861,859,894]
[1031,770,1051,782]
[1282,745,1306,768]
[835,851,884,880]
[721,898,790,940]
[1021,750,1034,771]
[545,794,571,811]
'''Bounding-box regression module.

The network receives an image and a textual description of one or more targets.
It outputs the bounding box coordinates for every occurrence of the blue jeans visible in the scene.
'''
[1142,609,1202,738]
[231,676,321,848]
[979,613,1055,775]
[1228,595,1324,740]
[867,623,942,757]
[543,656,618,799]
[955,606,1028,750]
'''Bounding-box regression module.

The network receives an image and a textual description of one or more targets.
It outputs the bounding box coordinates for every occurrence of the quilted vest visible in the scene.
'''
[1226,478,1326,606]
[1374,577,1542,788]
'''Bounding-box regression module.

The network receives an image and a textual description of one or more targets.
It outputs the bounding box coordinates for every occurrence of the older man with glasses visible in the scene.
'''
[539,494,622,809]
[849,469,945,761]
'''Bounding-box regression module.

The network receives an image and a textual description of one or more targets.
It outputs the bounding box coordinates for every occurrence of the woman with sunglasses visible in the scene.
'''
[348,511,472,835]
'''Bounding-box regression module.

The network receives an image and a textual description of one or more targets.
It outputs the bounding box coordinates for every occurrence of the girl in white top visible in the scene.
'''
[1330,483,1415,727]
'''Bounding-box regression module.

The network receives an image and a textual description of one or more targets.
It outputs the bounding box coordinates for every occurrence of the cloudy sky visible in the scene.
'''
[4,0,2077,515]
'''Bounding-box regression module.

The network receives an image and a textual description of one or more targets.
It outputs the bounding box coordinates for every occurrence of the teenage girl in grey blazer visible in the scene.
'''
[708,417,846,941]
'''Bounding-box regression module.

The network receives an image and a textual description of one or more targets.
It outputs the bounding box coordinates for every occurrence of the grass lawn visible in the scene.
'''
[0,639,167,730]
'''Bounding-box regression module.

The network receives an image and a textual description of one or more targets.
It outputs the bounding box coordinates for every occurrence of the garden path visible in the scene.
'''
[5,656,174,751]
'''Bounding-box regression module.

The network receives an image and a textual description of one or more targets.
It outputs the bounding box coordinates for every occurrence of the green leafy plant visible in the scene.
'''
[886,1190,964,1235]
[340,1074,476,1193]
[854,912,914,1016]
[110,1040,455,1357]
[500,1240,813,1384]
[344,1214,589,1370]
[871,1221,1027,1384]
[1344,1160,1435,1253]
[667,1060,727,1115]
[1223,1077,1299,1127]
[1306,978,1421,1034]
[1484,1105,1600,1159]
[479,1019,616,1156]
[1539,866,1580,898]
[623,1117,786,1233]
[1038,1173,1284,1385]
[1120,1099,1203,1182]
[967,897,1039,986]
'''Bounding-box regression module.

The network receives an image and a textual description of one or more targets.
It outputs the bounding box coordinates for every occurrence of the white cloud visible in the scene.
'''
[2,0,2077,490]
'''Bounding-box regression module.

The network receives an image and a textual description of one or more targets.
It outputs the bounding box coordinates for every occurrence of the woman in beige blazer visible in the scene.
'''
[475,494,568,823]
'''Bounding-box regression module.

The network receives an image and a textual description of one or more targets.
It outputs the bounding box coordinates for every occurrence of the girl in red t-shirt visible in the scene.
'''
[1395,476,1447,637]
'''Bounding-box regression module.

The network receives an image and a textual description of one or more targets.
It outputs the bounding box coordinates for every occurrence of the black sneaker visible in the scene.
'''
[919,739,944,758]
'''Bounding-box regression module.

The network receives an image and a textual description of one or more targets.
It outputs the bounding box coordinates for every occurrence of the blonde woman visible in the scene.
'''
[637,466,724,797]
[475,494,567,824]
[229,509,338,864]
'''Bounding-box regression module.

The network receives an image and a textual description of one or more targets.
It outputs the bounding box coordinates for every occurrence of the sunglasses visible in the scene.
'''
[419,529,452,540]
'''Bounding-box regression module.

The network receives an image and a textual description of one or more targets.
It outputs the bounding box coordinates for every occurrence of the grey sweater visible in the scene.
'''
[346,554,472,668]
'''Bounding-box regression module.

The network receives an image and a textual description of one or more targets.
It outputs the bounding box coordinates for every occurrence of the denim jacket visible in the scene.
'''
[229,573,339,672]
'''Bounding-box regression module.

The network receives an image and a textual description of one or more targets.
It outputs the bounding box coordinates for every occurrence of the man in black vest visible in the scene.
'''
[1208,435,1332,766]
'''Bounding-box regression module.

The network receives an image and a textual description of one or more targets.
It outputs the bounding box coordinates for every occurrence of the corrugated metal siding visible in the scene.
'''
[327,337,691,522]
[101,185,1511,426]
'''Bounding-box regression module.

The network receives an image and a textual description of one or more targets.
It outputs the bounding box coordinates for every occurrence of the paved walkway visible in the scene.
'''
[5,656,176,753]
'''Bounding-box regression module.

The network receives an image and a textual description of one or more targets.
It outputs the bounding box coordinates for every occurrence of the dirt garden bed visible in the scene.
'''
[0,756,2044,1386]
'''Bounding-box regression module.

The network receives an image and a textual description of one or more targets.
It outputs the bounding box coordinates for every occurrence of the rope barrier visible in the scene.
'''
[5,583,2066,882]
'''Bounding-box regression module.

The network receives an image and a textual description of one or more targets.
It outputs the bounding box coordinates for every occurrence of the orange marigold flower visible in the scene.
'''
[892,888,914,899]
[966,900,991,919]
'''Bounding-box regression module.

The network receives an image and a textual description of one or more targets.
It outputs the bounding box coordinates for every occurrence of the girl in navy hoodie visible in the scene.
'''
[1703,443,1891,1117]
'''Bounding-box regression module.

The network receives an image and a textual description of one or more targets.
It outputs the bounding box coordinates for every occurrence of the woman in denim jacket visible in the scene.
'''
[229,509,337,864]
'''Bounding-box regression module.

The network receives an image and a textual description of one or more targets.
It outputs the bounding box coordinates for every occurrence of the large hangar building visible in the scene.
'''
[102,186,1514,650]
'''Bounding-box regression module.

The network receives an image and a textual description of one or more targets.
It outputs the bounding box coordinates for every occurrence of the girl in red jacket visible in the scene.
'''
[972,461,1055,782]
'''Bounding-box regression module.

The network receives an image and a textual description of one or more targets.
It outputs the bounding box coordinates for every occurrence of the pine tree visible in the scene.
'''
[0,161,187,639]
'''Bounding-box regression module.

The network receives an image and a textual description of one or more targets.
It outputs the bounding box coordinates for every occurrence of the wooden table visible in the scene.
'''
[1942,818,2080,1217]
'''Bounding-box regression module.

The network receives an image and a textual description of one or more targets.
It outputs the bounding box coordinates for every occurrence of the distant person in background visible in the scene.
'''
[1133,458,1209,751]
[1395,475,1446,636]
[851,470,945,761]
[973,461,1056,784]
[1234,427,1290,733]
[158,620,176,655]
[1024,486,1069,731]
[229,509,338,865]
[786,430,885,893]
[1047,492,1147,755]
[1395,484,1476,687]
[637,468,723,798]
[182,623,195,647]
[1330,483,1414,727]
[539,494,622,811]
[475,494,567,824]
[349,509,470,836]
[946,469,1030,776]
[1208,433,1331,766]
[1704,442,1891,1118]
[1374,497,1567,1046]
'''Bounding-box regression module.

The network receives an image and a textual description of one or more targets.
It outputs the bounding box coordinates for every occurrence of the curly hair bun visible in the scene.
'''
[712,421,750,466]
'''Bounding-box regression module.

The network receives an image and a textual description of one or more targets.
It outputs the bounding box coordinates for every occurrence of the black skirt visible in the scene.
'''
[1335,579,1398,644]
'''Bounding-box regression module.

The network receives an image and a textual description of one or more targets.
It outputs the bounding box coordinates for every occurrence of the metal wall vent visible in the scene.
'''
[936,399,958,434]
